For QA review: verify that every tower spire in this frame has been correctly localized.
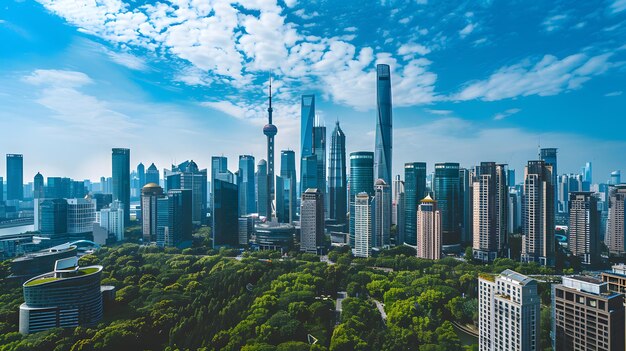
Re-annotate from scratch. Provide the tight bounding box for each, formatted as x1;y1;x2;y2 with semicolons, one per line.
268;73;273;124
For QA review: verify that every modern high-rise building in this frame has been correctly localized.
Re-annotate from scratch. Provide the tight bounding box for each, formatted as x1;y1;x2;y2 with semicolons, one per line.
66;198;96;236
553;276;625;351
212;179;239;248
349;152;374;246
433;162;461;249
583;162;592;184
601;264;626;294
472;162;509;263
33;172;44;199
279;150;296;223
522;160;555;266
416;195;441;260
609;170;621;185
328;121;347;226
145;163;159;185
111;148;130;226
479;270;540;351
540;148;558;214
137;162;145;189
141;183;164;243
38;199;68;237
6;154;23;201
256;159;269;218
300;154;318;194
507;169;516;187
404;162;427;246
300;188;324;254
459;167;474;245
568;192;600;266
372;179;391;248
300;94;315;192
354;192;371;258
312;123;326;203
166;160;208;226
97;200;124;242
374;64;392;186
237;155;256;216
156;189;192;247
605;184;626;254
263;81;277;220
392;175;405;244
19;257;104;334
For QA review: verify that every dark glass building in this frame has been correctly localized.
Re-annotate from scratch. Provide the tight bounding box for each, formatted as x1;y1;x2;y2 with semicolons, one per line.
212;179;239;248
145;163;159;185
6;154;24;201
433;162;461;248
313;124;326;203
156;189;192;247
256;159;269;218
349;152;374;246
166;160;208;226
329;121;347;226
300;94;315;193
34;172;44;199
374;64;392;186
137;163;145;189
111;148;130;226
39;199;68;237
403;162;426;246
301;155;318;192
279;150;296;223
540;148;558;214
238;155;256;216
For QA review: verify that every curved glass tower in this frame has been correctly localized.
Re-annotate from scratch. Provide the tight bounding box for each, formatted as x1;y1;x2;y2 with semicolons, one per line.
433;162;461;248
404;162;427;246
329;121;347;226
349;152;374;246
375;64;392;185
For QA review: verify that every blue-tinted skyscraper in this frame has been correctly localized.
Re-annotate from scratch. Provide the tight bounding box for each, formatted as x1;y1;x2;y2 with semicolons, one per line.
156;189;192;247
433;162;461;248
403;162;426;246
375;64;392;185
34;172;44;199
166;160;208;226
349;152;374;246
540;148;558;214
212;179;239;248
145;163;159;185
507;169;516;187
137;163;145;188
6;154;23;201
279;150;296;223
256;159;269;218
238;155;256;216
329;121;347;226
582;162;592;184
111;148;130;226
313;123;327;205
300;94;315;194
301;155;318;192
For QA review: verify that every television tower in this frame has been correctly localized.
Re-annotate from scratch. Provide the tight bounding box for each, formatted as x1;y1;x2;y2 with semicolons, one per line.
263;77;277;220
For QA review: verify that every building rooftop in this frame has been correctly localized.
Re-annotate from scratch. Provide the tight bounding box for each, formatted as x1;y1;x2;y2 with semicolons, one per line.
24;266;101;287
500;269;534;285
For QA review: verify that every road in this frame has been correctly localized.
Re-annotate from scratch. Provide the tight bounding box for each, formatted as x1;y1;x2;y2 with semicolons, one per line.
373;299;387;322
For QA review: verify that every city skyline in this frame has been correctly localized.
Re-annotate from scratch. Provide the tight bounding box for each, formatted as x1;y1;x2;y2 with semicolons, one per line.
1;1;626;182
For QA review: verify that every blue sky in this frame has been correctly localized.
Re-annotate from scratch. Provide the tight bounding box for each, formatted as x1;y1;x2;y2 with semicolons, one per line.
1;0;625;183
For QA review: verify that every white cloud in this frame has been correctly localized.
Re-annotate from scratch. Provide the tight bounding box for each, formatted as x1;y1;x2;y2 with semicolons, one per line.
493;108;521;120
23;69;92;88
543;14;568;32
105;49;148;71
459;23;475;38
610;0;626;13
397;42;431;56
605;90;623;97
425;109;453;115
455;52;614;101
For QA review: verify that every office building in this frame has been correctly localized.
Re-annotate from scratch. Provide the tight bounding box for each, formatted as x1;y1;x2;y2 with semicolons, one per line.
212;179;239;248
238;155;256;216
433;162;461;249
508;169;516;187
328;121;347;226
478;270;540;351
609;171;620;186
39;199;68;237
19;257;104;334
460;167;474;245
404;162;427;246
156;189;192;247
141;183;163;243
254;221;295;251
300;154;318;194
34;172;44;199
137;163;145;189
553;276;624;351
97;200;124;242
354;192;371;258
605;185;626;254
349;152;374;246
583;162;592;184
313;122;326;202
166;160;208;226
540;148;558;214
145;163;159;185
508;188;522;234
6;154;23;201
111;148;130;226
392;175;405;244
238;216;254;246
472;163;509;263
92;193;112;212
11;244;77;278
374;64;392;185
66;198;96;236
601;264;626;294
568;192;600;266
522;160;555;266
256;159;269;218
279;150;296;223
416;195;441;260
372;179;391;248
300;94;315;192
300;188;324;254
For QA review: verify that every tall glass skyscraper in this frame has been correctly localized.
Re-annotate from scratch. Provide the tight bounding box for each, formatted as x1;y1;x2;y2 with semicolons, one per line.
166;160;208;226
34;172;44;199
111;148;130;226
403;162;426;246
237;155;256;216
329;121;347;226
256;159;269;218
300;94;315;194
279;150;296;223
301;155;318;192
313;123;327;203
374;64;392;185
540;148;558;214
146;163;159;185
349;152;374;246
6;154;23;201
137;163;145;188
433;162;461;248
212;179;239;248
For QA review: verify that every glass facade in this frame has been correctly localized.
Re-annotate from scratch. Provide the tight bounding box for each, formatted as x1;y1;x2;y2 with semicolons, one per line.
156;189;192;247
349;152;374;246
212;179;239;248
145;163;159;185
313;125;326;201
329;121;347;225
256;160;269;218
39;199;68;237
7;154;24;201
374;64;392;185
403;162;426;246
279;151;296;223
238;155;256;216
433;162;461;247
111;148;130;226
166;161;208;226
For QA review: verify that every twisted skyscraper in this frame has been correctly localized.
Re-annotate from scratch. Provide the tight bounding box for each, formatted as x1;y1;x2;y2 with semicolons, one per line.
375;64;392;185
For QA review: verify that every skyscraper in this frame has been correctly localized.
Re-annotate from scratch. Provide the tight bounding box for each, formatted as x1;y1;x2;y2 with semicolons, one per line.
349;152;374;246
312;122;326;204
137;162;145;188
33;172;44;199
141;183;164;243
212;179;239;248
354;192;371;258
553;276;624;351
256;159;269;218
479;270;540;351
392;175;405;244
38;199;68;237
237;155;256;216
300;94;315;193
300;188;324;254
540;148;558;213
605;184;626;254
111;148;130;226
374;64;392;185
372;179;391;248
156;189;192;247
279;150;296;223
98;200;124;242
6;154;23;201
166;160;208;226
568;192;600;266
145;163;159;185
459;167;473;245
328;121;347;226
66;197;96;236
583;161;592;184
416;195;441;260
263;80;277;220
433;162;461;249
300;155;318;192
472;162;509;262
521;160;555;266
609;170;621;185
404;162;427;246
0;176;3;202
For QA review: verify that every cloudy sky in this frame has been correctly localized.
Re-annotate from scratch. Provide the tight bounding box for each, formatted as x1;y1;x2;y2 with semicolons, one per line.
1;0;625;184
